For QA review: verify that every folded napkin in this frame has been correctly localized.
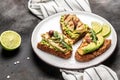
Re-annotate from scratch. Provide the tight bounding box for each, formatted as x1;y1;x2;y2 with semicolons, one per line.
28;0;91;19
60;65;118;80
28;0;118;80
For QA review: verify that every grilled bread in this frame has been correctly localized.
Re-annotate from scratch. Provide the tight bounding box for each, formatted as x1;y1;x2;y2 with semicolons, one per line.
37;14;112;61
75;29;111;62
60;14;89;44
37;30;73;59
75;39;111;62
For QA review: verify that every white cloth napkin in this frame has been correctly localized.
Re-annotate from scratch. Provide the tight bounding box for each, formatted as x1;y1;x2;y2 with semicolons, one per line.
28;0;91;19
60;65;118;80
28;0;118;80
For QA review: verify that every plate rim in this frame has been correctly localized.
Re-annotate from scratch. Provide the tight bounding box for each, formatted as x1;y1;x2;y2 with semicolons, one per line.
31;11;117;69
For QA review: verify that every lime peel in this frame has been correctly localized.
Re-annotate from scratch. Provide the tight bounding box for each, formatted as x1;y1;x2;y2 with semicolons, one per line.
91;21;111;38
101;23;111;37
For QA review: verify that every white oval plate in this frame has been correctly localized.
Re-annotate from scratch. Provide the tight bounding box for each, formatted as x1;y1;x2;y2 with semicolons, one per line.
31;11;117;69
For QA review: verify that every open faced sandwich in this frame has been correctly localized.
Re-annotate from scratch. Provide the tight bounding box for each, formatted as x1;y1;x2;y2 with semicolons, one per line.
37;30;73;59
37;14;112;61
60;14;89;44
75;29;111;62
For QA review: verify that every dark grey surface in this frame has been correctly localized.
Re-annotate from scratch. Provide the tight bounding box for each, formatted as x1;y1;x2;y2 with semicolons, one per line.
0;0;119;80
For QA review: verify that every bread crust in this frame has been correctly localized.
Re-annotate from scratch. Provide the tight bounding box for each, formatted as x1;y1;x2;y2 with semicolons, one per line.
75;39;111;62
37;43;72;59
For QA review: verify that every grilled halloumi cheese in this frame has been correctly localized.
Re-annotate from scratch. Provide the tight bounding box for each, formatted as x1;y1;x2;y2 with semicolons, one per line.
37;30;73;59
60;14;89;44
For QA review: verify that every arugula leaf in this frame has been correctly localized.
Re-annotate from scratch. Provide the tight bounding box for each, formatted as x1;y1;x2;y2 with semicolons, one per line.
53;31;72;50
61;41;72;50
90;29;97;43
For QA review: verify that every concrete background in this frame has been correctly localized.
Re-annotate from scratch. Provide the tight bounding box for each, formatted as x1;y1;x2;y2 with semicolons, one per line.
0;0;120;79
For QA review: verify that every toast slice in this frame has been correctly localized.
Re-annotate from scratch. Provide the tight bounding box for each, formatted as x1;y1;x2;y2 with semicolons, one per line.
75;29;111;62
60;14;89;44
37;30;73;59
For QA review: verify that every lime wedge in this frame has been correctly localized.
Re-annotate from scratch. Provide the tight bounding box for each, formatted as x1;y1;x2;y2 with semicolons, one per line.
0;30;21;50
101;23;111;37
91;21;102;34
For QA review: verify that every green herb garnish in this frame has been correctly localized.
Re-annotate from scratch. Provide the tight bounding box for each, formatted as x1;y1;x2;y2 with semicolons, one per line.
53;31;72;50
90;29;97;43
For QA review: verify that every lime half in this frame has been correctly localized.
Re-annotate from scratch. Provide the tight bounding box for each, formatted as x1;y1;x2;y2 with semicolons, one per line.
101;23;111;37
91;21;102;34
0;30;21;50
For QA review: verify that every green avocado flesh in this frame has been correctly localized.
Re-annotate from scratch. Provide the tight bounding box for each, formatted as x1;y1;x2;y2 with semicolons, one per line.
82;35;104;55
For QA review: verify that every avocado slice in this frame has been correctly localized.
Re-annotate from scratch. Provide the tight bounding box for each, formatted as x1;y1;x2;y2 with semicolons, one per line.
79;35;104;55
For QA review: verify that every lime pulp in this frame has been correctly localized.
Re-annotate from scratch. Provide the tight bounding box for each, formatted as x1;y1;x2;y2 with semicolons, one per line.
101;23;111;37
91;21;102;34
0;30;21;50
